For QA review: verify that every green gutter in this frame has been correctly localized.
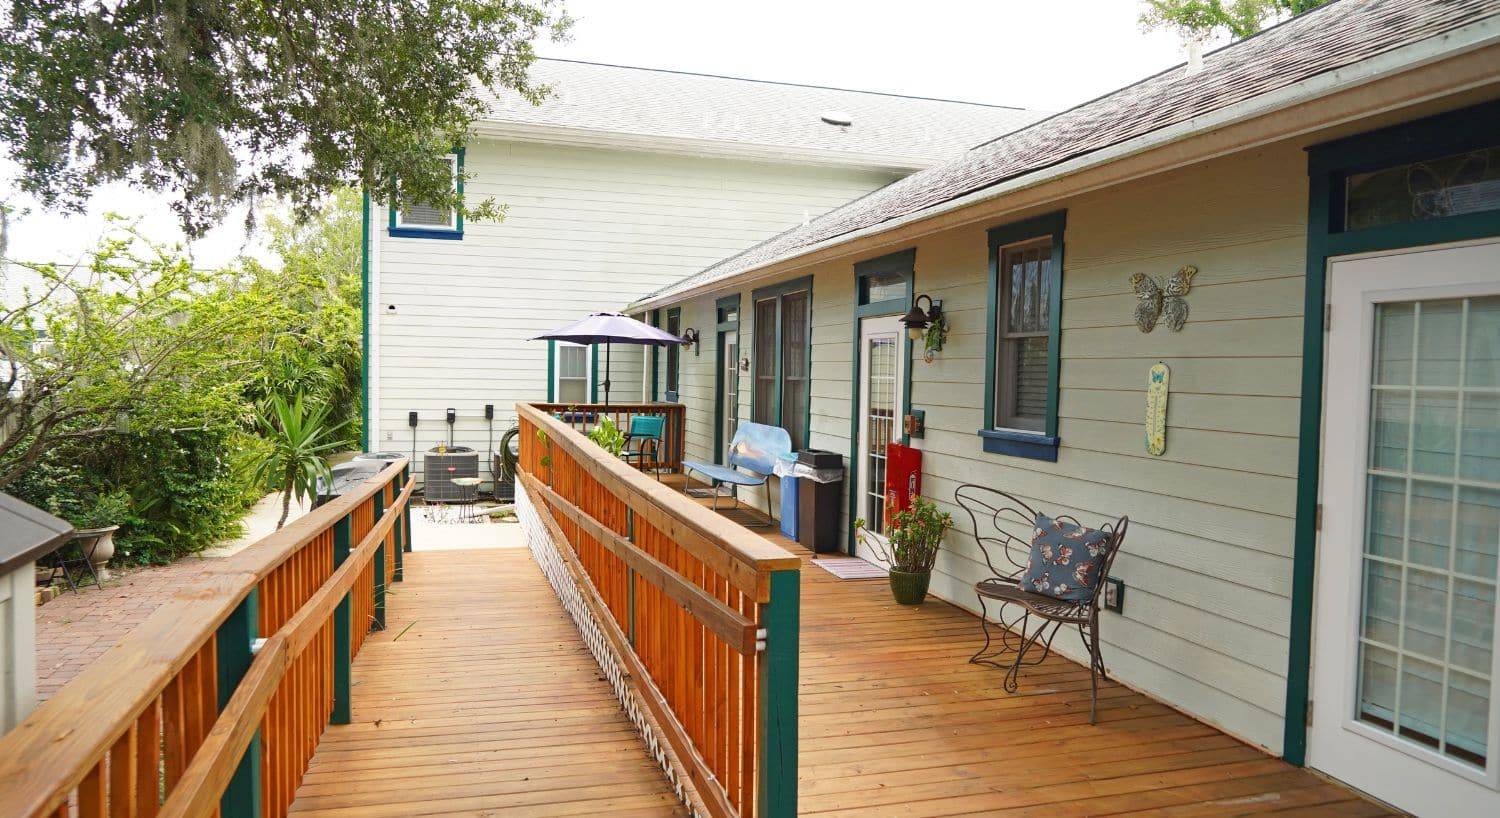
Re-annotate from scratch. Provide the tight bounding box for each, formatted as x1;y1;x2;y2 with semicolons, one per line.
360;190;371;451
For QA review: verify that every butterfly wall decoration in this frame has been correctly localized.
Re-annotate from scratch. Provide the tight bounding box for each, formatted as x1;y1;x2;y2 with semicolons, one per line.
1130;265;1197;333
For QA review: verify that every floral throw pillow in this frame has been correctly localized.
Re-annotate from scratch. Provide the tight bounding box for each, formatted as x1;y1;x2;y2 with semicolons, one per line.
1019;513;1112;602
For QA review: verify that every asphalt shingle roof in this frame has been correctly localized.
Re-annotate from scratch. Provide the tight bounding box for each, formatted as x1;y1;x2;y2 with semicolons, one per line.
639;0;1500;305
482;59;1046;165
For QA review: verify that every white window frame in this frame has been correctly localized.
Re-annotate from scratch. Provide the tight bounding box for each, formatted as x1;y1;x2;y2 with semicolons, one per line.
393;153;459;232
553;342;592;404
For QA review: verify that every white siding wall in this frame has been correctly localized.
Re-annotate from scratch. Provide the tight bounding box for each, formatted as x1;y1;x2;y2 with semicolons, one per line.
371;138;899;485
658;142;1308;753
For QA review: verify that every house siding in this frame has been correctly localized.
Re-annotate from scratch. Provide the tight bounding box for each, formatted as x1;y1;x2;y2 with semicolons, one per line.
657;141;1309;753
370;137;901;484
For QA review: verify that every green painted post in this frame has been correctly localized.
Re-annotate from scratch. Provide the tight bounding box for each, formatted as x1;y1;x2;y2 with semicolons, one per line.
371;494;386;631
403;465;414;553
757;569;799;818
391;476;404;583
331;514;353;725
216;589;261;818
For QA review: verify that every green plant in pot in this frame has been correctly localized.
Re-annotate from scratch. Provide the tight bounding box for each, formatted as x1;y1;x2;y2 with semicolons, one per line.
857;495;954;605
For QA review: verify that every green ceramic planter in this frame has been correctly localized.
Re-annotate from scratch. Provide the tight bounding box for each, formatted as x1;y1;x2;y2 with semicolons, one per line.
888;570;931;605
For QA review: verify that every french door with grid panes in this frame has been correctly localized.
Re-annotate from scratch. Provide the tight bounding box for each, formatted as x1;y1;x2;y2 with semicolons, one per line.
855;315;904;563
1310;239;1500;815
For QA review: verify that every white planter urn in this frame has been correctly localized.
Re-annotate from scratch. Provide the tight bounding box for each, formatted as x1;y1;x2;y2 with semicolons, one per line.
76;525;120;581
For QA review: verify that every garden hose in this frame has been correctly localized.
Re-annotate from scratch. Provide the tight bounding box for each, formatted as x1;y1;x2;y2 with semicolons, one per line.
498;426;521;485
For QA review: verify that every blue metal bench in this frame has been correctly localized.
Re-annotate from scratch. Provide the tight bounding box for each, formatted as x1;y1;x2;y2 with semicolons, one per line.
683;422;791;524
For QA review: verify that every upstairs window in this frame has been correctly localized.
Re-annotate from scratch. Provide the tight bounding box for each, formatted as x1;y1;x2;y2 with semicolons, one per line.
981;211;1065;461
390;151;463;239
553;342;590;403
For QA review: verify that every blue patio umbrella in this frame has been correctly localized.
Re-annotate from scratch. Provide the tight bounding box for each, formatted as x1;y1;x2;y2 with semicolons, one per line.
531;312;688;406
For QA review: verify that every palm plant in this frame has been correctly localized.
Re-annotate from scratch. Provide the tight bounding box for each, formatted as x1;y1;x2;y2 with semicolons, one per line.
251;394;349;528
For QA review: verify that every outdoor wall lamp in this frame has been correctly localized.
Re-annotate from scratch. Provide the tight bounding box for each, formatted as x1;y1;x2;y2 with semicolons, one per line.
900;294;943;342
681;327;700;355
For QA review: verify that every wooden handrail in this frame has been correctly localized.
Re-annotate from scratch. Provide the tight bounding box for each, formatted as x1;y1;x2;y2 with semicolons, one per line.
158;475;410;818
521;403;798;597
0;458;414;818
531;401;687;473
517;402;800;818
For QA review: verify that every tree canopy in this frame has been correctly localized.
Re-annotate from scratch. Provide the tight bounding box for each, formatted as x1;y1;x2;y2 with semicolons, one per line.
0;0;570;236
1139;0;1329;40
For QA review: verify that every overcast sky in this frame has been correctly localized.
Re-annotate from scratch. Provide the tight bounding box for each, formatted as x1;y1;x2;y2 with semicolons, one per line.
3;0;1188;271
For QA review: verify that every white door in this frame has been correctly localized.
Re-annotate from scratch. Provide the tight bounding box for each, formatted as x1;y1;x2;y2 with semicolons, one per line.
855;315;905;564
721;334;739;459
1310;239;1500;816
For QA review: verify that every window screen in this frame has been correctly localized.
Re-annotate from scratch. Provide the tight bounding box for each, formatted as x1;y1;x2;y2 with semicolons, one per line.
996;239;1052;432
556;344;588;403
780;291;810;447
753;299;777;425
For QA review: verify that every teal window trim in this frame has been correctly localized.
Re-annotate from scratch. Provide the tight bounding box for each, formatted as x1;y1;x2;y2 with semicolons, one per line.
1284;98;1500;767
749;276;814;448
981;210;1066;461
713;294;742;464
546;340;555;402
847;249;915;556
388;148;465;239
649;309;661;402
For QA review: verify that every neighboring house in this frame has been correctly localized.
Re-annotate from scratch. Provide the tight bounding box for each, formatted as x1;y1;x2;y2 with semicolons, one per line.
625;0;1500;815
360;59;1042;486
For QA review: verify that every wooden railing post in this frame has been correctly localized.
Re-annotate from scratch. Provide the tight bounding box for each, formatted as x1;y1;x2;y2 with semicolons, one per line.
215;588;262;818
758;569;800;818
371;493;386;631
332;514;353;725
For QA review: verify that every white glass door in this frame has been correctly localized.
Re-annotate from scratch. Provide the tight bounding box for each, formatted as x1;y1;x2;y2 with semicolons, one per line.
1311;239;1500;815
855;316;904;563
721;334;739;460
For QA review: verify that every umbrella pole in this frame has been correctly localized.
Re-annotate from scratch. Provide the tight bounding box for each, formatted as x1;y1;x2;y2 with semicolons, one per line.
604;341;611;407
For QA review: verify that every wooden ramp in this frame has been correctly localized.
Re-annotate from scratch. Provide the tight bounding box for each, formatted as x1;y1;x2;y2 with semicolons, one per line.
288;547;685;817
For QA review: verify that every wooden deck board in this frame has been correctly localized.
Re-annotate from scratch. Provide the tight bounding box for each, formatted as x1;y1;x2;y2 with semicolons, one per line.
288;547;686;817
289;475;1397;817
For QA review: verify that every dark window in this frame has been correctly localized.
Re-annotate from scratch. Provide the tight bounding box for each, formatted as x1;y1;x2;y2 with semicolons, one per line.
1345;146;1500;231
666;308;681;395
780;290;810;447
753;299;777;424
996;238;1052;432
860;270;907;305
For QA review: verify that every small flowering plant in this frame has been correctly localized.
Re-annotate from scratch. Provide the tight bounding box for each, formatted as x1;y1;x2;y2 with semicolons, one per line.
857;495;953;573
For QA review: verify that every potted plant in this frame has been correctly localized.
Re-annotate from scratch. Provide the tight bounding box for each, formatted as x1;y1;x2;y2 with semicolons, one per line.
69;489;131;580
857;495;954;605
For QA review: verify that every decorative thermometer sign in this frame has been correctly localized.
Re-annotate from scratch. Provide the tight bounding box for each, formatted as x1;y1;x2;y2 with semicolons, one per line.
1145;362;1170;456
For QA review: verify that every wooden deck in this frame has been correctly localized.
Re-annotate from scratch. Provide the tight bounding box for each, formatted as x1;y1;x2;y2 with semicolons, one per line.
287;481;1395;817
287;546;686;817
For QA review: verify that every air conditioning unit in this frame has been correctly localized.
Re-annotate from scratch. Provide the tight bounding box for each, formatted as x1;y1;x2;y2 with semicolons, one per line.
423;447;478;502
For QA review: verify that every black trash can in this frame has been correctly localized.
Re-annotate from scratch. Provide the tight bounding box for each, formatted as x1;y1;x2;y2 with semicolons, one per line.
796;449;845;554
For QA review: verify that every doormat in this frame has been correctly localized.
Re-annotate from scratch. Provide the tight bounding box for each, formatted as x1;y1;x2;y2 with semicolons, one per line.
812;559;889;580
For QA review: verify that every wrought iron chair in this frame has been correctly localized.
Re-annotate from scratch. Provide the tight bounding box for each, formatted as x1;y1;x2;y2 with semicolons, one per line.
955;484;1128;723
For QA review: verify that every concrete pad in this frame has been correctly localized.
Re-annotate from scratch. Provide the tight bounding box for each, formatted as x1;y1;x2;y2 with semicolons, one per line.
409;503;525;551
201;492;312;558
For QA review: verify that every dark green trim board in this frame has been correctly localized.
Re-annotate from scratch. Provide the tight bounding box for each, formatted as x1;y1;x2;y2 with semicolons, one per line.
360;190;371;451
847;249;916;556
650;309;661;402
1284;99;1500;766
749;276;814;448
757;569;799;817
546;340;555;402
590;344;599;403
331;514;353;725
216;589;261;818
388;147;465;239
981;210;1066;461
713;294;741;464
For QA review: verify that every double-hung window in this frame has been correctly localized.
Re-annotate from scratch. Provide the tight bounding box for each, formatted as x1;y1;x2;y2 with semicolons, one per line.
553;342;591;403
751;278;813;448
982;211;1065;461
389;150;464;239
